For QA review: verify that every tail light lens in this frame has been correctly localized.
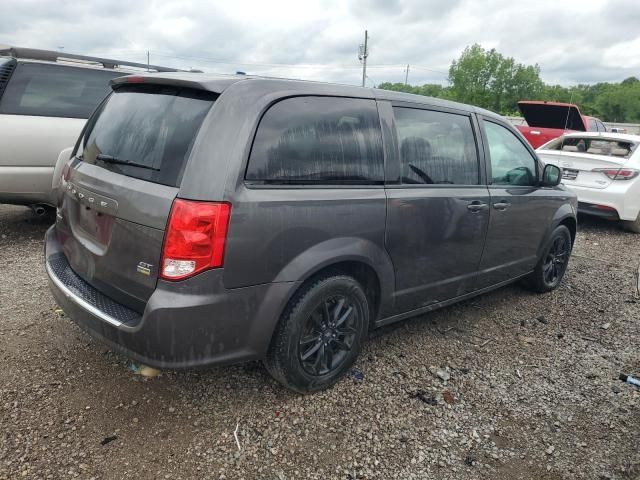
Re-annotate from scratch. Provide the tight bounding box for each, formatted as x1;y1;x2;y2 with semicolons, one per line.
592;168;640;180
160;199;231;281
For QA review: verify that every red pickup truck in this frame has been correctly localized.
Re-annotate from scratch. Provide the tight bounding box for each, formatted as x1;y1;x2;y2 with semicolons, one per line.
515;101;607;149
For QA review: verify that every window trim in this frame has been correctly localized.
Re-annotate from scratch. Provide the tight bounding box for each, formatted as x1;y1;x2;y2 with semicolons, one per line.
389;103;484;188
480;117;540;189
243;94;386;189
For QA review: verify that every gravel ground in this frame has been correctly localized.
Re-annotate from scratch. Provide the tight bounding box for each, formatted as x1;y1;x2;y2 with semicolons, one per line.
1;204;639;480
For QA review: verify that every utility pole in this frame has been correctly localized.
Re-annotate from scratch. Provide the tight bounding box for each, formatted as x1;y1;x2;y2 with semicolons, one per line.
404;64;410;85
358;30;369;87
146;50;150;72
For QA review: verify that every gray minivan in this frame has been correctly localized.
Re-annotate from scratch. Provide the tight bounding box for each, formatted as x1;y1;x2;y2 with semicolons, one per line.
45;73;576;392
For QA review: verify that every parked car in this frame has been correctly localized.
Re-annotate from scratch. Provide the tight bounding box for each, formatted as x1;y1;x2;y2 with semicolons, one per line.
0;45;180;213
516;100;606;149
537;132;640;232
45;74;576;392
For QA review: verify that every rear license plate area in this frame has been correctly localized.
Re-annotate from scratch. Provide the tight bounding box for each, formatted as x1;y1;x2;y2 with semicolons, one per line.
562;168;579;181
77;205;113;245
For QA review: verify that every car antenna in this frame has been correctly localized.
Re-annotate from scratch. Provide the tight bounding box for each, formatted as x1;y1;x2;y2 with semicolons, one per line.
560;91;574;151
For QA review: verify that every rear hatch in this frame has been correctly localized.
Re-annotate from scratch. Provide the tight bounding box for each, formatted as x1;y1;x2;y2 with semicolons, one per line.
517;101;586;131
537;136;636;189
56;82;217;312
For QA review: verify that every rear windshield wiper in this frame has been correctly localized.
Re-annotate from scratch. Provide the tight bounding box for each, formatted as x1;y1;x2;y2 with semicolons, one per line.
95;154;160;171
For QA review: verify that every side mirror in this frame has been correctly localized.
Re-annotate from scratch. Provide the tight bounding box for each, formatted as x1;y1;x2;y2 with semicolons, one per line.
541;164;562;187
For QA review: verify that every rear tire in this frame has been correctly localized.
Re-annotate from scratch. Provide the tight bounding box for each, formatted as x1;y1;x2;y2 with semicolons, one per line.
264;275;369;393
621;213;640;233
522;225;572;293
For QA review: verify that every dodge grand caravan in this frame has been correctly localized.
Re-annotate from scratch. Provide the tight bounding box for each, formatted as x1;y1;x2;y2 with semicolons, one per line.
45;73;577;392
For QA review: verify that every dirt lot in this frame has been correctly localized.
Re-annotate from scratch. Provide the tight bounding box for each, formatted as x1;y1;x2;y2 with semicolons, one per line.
1;204;639;480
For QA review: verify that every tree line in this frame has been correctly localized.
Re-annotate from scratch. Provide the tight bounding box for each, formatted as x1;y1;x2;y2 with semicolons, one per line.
378;44;640;123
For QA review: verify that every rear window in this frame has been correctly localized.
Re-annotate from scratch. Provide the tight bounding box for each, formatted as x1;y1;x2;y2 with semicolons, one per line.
246;96;384;185
541;137;636;159
0;62;121;118
77;85;216;187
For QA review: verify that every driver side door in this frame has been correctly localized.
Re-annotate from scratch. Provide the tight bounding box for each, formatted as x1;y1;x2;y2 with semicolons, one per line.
476;117;554;288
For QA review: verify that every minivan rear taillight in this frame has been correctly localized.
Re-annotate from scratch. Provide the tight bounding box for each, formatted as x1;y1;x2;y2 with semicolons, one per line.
160;199;231;281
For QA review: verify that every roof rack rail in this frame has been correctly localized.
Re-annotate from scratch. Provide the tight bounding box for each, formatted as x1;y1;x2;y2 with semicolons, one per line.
0;46;183;73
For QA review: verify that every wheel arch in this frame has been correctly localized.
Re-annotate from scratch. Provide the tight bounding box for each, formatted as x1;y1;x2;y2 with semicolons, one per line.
272;237;396;327
536;205;577;259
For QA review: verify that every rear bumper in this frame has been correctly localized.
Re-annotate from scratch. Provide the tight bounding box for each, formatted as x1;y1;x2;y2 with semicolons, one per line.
45;227;296;368
578;202;619;220
563;182;640;221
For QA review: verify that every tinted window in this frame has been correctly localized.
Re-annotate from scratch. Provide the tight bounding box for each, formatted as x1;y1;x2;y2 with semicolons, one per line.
0;62;122;118
394;108;479;185
484;121;537;186
77;85;216;187
246;97;384;184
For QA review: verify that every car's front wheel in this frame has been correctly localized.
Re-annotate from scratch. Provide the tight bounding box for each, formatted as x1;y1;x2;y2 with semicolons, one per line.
264;274;369;393
522;225;572;293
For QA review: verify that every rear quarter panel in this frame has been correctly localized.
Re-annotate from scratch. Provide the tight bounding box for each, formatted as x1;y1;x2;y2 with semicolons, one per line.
179;80;396;317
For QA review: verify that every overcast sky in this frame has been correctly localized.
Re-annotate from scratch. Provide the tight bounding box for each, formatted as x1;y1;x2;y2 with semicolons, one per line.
2;0;639;87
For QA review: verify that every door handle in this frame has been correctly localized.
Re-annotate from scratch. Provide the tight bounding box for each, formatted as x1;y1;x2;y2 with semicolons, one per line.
467;201;488;212
493;201;511;211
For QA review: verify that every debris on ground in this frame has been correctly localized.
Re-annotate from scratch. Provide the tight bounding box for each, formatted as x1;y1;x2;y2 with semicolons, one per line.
100;435;118;446
349;368;365;383
127;362;161;378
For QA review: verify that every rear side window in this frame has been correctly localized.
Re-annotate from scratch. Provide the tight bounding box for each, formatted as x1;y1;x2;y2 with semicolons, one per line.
77;85;216;187
246;96;384;185
394;107;479;185
0;62;121;118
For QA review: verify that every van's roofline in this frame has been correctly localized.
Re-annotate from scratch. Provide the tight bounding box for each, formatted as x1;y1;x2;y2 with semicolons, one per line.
110;72;501;118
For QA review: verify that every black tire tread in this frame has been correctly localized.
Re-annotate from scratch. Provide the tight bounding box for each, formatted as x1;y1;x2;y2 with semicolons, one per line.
621;214;640;233
264;274;367;393
522;225;572;293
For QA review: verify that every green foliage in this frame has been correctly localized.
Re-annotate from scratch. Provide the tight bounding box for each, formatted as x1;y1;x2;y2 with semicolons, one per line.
377;46;640;123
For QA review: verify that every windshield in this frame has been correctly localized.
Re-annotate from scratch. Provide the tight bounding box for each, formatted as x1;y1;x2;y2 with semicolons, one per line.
541;136;636;159
77;84;217;187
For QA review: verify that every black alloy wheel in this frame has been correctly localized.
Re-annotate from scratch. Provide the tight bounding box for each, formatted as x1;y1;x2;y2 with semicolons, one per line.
299;295;358;376
542;235;570;287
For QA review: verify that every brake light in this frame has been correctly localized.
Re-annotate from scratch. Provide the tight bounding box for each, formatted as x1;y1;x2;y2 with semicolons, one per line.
160;199;231;281
126;76;145;84
592;168;640;180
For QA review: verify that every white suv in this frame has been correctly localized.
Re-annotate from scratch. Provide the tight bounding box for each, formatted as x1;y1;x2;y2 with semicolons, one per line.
0;46;180;213
537;132;640;232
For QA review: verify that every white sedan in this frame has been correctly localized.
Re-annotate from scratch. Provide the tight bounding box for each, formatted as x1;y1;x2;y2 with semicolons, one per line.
537;132;640;233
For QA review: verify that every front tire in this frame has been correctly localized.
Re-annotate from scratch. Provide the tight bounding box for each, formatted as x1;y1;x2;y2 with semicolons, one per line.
522;225;572;293
264;275;369;393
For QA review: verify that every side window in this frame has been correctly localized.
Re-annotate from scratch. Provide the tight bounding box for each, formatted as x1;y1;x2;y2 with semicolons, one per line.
484;121;537;187
597;120;606;132
587;118;598;131
393;107;479;185
0;62;120;118
246;96;384;185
